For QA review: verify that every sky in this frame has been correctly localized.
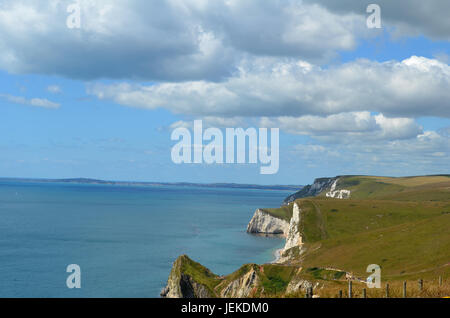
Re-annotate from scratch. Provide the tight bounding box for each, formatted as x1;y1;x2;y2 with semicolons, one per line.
0;0;449;185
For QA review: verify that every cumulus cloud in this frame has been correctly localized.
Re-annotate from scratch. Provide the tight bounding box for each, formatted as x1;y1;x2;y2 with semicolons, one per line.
0;0;365;80
167;117;248;133
47;85;62;94
0;0;448;83
0;0;233;81
292;129;450;176
0;94;60;109
261;112;423;142
195;1;364;60
306;0;450;40
88;56;450;119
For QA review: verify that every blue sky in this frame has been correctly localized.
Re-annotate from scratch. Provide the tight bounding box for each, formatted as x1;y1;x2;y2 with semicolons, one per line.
0;1;449;185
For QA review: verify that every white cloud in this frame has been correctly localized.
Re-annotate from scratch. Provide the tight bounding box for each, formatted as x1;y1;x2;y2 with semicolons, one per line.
291;129;450;176
196;1;365;61
89;56;450;119
307;0;450;40
0;94;60;109
0;0;364;80
0;0;447;83
47;85;62;94
167;117;248;132
260;112;422;142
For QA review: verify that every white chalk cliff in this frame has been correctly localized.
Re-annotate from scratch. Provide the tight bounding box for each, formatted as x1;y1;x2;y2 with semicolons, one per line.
283;203;303;252
220;267;259;298
247;203;304;263
246;209;289;235
325;179;351;199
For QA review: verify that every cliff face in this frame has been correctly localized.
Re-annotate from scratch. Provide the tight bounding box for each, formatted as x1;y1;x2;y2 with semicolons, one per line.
219;266;259;298
275;203;305;264
246;209;289;235
283;177;338;205
161;259;315;298
161;176;356;298
283;203;303;252
160;255;215;298
246;203;304;264
162;202;307;298
325;179;351;199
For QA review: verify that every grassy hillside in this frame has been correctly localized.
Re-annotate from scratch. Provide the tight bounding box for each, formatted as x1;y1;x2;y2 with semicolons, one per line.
167;175;450;298
284;175;450;283
170;256;304;297
299;213;450;279
331;175;450;200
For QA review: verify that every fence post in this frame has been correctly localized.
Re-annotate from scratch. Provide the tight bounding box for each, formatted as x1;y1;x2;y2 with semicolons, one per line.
403;281;407;298
339;290;343;298
418;279;423;292
309;287;313;298
362;288;367;298
439;276;442;287
348;280;353;298
385;283;389;298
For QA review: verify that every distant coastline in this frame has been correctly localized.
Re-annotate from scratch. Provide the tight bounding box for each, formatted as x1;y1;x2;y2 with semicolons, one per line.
0;177;303;192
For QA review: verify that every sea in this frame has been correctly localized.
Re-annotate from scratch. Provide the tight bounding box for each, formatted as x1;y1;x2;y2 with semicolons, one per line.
0;180;291;297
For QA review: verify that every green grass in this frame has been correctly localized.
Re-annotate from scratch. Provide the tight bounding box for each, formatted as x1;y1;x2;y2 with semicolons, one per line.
335;175;450;201
378;186;450;202
299;213;450;280
366;175;450;187
259;265;296;294
217;263;258;290
262;204;293;222
308;198;449;240
298;200;328;242
176;255;221;295
306;267;346;280
284;176;450;281
171;175;450;297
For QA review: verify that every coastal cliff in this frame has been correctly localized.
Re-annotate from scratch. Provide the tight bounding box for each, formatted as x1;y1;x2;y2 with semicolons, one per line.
161;258;315;298
161;176;352;298
246;209;289;235
161;175;450;298
160;255;216;298
283;177;338;205
219;265;260;297
161;204;307;298
276;203;305;263
246;204;304;263
282;203;303;252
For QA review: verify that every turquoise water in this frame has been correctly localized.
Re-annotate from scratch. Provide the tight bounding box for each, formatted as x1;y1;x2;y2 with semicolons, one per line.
0;180;289;297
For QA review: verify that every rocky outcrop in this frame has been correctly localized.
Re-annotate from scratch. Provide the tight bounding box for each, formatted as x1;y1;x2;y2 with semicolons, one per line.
246;209;289;235
283;203;303;252
162;175;361;298
163;274;212;298
220;267;259;298
246;204;304;263
283;176;352;204
283;177;338;205
274;203;305;263
160;255;215;298
286;277;314;294
325;179;351;199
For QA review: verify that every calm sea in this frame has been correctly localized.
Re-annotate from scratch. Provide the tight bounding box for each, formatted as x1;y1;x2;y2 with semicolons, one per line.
0;180;290;297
